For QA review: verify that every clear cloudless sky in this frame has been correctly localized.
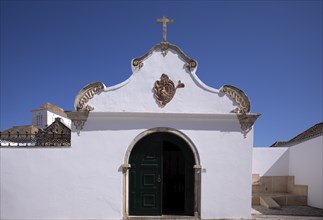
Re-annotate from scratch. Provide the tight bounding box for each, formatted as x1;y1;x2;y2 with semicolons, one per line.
0;0;322;147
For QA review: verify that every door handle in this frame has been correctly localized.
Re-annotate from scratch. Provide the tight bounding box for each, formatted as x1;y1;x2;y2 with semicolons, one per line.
157;174;161;183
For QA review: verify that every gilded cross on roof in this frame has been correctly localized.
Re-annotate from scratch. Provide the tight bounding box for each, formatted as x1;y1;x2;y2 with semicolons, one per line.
156;16;173;42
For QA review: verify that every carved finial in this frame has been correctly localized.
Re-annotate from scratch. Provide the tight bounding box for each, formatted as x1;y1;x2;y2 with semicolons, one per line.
156;16;173;42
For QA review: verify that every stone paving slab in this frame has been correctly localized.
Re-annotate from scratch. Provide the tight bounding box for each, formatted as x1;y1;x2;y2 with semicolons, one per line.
128;206;323;219
251;206;323;220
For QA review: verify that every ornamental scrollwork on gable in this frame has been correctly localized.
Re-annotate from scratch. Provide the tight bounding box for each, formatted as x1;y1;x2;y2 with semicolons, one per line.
74;82;105;112
221;85;251;114
221;85;260;137
153;74;185;107
132;42;197;72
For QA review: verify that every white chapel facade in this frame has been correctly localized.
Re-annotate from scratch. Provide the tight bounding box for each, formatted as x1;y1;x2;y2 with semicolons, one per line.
1;17;259;220
67;17;260;219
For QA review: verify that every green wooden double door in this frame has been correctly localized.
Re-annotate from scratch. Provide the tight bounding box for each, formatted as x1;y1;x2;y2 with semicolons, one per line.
129;132;195;216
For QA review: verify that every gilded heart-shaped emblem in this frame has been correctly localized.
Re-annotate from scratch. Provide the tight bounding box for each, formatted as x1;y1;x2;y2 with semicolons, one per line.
153;74;185;107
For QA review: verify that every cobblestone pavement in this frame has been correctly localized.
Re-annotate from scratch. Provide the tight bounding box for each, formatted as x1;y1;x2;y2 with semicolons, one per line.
251;206;323;220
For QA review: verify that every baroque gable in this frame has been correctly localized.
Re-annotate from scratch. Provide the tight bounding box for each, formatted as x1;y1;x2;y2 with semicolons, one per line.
73;42;252;114
70;16;259;135
70;42;259;136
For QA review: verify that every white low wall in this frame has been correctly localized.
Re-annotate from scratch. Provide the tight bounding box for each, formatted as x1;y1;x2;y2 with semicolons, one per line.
252;147;289;176
0;114;253;219
252;135;323;209
289;136;323;209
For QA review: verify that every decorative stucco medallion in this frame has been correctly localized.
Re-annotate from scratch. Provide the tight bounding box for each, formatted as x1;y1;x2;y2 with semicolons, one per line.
153;74;184;107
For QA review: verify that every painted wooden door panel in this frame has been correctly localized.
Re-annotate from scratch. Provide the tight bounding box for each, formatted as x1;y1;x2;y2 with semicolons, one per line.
129;135;162;215
129;132;194;216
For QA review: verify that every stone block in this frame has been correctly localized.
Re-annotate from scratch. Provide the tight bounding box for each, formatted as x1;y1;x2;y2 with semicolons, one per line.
286;195;307;206
292;185;308;196
287;176;294;193
272;195;287;206
252;185;263;193
252;174;260;184
272;176;288;193
260;176;273;193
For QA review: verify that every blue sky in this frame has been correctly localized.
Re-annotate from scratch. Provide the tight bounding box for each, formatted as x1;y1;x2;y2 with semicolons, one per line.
1;0;322;147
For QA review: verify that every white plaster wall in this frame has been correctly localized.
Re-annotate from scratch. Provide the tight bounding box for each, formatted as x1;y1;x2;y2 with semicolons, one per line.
289;136;323;209
192;128;253;219
0;114;253;220
1;131;127;220
252;147;289;176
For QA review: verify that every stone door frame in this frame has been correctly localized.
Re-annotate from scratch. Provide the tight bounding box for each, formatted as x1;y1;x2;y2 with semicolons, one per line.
122;127;201;219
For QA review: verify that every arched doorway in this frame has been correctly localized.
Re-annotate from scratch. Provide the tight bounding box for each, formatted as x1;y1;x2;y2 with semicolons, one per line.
125;129;200;217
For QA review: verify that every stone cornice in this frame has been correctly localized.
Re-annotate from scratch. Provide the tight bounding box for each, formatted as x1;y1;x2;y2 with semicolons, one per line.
66;111;260;136
87;112;246;120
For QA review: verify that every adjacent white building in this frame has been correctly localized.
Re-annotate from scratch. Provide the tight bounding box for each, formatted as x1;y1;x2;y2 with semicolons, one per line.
31;102;71;129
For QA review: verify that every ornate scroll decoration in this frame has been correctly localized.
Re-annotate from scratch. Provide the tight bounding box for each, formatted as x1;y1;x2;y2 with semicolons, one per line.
221;85;259;137
132;59;144;70
160;42;170;57
153;74;184;107
132;42;197;72
74;82;105;112
221;85;250;114
186;59;197;72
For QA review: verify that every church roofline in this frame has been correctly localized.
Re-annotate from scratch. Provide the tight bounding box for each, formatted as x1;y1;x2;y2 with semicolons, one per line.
132;42;197;72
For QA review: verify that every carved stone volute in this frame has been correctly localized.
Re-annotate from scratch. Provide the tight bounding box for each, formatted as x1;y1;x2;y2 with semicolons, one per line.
221;85;250;114
221;85;260;136
69;82;105;135
74;82;105;112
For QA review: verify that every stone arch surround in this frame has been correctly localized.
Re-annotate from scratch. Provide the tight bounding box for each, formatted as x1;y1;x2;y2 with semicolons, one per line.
122;127;202;219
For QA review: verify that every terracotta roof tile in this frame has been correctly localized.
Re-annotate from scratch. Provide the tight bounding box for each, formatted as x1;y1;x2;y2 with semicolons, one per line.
32;102;67;118
270;122;323;147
